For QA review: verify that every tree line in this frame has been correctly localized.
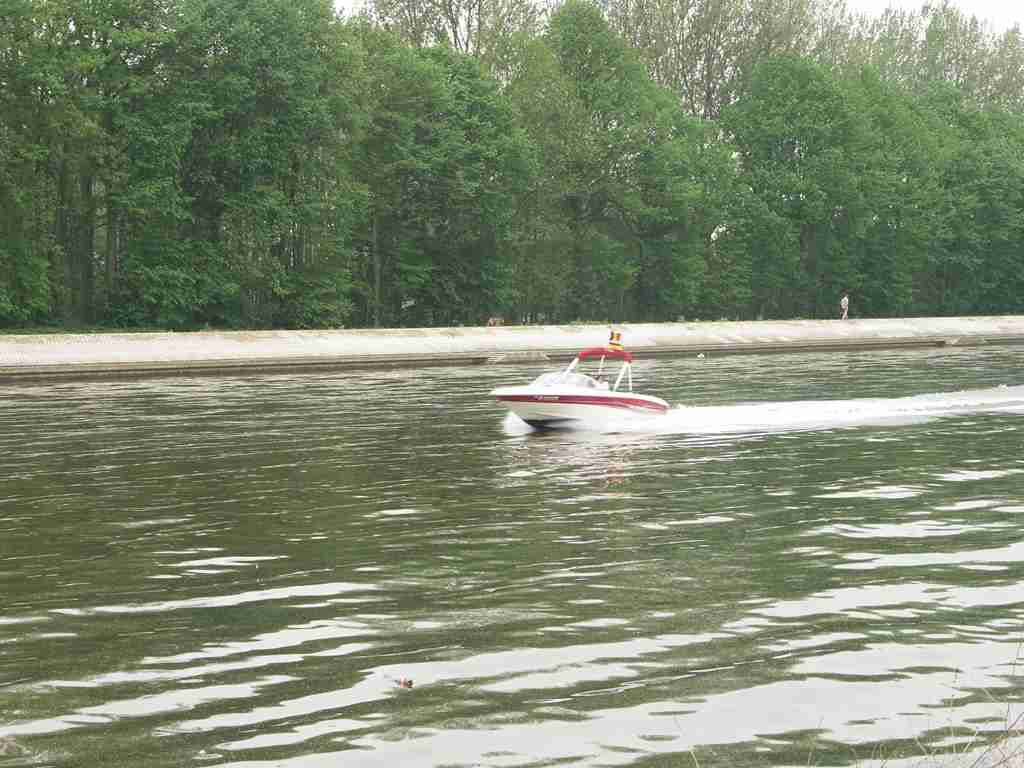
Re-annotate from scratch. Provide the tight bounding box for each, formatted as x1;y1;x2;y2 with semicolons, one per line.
2;0;1022;329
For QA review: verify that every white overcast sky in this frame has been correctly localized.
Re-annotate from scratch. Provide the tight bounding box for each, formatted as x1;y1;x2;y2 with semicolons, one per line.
844;0;1021;30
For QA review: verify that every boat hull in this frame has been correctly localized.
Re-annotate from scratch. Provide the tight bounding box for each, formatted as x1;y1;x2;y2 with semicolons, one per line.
492;387;669;429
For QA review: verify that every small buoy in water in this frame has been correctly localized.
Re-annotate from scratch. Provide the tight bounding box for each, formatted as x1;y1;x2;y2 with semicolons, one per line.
397;678;414;689
697;352;705;359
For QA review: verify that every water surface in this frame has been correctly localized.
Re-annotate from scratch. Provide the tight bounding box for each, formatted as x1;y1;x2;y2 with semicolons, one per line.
3;346;1024;767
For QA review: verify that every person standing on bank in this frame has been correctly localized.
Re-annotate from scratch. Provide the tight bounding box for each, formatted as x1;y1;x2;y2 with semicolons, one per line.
840;292;849;320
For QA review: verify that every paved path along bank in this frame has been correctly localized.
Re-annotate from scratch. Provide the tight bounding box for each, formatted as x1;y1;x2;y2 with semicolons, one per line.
2;316;1024;380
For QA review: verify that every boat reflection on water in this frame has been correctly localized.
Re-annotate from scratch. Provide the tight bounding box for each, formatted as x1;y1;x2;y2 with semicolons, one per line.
495;408;651;497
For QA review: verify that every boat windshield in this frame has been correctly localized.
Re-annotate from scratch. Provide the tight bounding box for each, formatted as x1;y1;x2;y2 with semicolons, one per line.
530;372;603;389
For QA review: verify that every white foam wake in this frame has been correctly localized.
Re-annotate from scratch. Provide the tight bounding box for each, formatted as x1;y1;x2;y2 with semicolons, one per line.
646;384;1024;436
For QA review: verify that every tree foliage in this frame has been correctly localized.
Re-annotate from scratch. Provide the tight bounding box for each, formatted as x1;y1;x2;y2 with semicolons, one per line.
2;0;1023;329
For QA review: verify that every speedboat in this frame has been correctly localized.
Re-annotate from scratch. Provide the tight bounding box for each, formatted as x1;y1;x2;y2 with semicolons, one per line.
491;346;670;429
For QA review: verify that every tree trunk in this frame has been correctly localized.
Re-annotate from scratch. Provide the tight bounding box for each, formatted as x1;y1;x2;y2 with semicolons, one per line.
372;212;381;328
57;156;73;323
105;204;118;308
78;168;95;324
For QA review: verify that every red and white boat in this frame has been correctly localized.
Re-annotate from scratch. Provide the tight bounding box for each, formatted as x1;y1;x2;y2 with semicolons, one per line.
491;345;670;429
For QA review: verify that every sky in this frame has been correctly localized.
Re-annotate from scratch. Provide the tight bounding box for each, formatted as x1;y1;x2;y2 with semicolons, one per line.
845;0;1022;31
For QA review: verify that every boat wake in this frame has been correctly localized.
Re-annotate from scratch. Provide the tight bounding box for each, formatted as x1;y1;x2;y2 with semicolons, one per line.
503;385;1024;437
649;384;1024;436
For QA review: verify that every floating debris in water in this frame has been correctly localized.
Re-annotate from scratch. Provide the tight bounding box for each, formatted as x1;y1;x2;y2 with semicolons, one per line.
0;737;28;757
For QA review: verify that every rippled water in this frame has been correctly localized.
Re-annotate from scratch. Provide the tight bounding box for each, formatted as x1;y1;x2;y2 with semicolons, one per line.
3;346;1024;767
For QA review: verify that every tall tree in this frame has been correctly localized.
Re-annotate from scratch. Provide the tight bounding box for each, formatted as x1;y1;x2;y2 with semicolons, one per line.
155;0;363;328
847;67;944;317
348;23;531;326
0;0;60;324
606;0;822;119
368;0;544;69
724;56;871;318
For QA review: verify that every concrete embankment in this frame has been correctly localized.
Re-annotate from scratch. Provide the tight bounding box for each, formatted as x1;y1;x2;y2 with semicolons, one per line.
2;316;1024;381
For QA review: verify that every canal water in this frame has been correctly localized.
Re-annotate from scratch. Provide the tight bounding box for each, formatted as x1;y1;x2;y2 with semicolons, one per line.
2;346;1024;767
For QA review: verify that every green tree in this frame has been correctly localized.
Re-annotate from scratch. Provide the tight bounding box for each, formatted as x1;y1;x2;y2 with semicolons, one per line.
0;0;60;325
349;24;531;326
541;0;732;321
502;36;579;323
724;56;872;318
846;68;948;317
145;0;363;328
913;86;1024;315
